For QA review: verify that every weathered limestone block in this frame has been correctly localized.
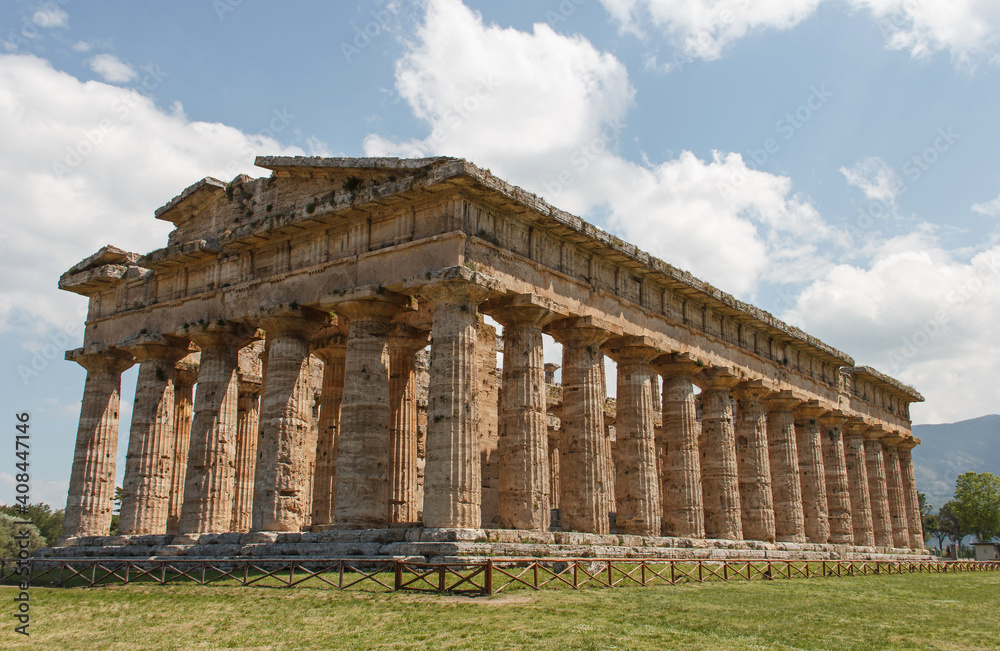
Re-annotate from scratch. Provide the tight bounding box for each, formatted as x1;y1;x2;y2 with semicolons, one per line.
654;354;705;539
476;322;501;529
422;276;493;529
119;338;190;536
863;426;893;547
697;368;743;541
819;411;854;545
734;380;776;543
310;324;347;526
547;317;614;534
881;432;910;549
166;356;197;535
63;347;135;538
843;418;875;547
764;392;805;543
389;326;429;523
794;401;830;544
604;337;662;537
231;381;261;532
897;437;924;550
179;324;256;534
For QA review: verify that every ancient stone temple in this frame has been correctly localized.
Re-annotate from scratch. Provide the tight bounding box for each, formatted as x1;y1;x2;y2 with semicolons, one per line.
54;156;928;560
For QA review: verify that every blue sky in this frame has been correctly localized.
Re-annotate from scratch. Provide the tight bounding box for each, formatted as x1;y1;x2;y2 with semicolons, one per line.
1;0;999;507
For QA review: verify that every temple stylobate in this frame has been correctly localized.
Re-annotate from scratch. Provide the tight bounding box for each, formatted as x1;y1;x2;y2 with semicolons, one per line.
56;156;927;557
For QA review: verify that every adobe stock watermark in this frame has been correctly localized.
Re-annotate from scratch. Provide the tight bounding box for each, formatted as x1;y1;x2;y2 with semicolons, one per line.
213;0;245;21
341;2;399;63
425;74;501;149
2;0;73;51
217;106;298;181
546;0;587;28
542;116;627;201
17;318;86;386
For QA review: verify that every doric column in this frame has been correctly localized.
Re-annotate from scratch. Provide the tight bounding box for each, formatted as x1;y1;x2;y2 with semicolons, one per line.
764;391;805;543
166;357;197;535
654;354;704;539
696;367;743;541
843;418;875;547
231;380;261;532
334;296;406;528
734;380;775;543
794;401;830;544
422;275;493;529
483;294;559;532
897;437;924;550
547;427;560;511
604;337;662;537
62;347;135;538
179;324;256;534
547;316;614;534
310;322;347;526
389;326;430;524
863;426;893;547
819;411;854;545
118;337;189;536
881;432;910;549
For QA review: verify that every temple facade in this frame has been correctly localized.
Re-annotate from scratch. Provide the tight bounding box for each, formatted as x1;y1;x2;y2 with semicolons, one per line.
57;156;926;552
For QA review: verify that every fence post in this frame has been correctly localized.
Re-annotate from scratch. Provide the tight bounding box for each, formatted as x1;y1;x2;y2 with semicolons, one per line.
394;560;403;591
485;560;493;596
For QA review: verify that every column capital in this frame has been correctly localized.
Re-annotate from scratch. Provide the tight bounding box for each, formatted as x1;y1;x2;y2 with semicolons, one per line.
413;266;497;307
897;436;919;453
842;417;871;437
794;399;828;423
257;304;330;339
389;325;431;353
819;410;849;428
481;293;564;328
763;390;803;412
696;366;742;391
119;334;191;364
862;424;887;441
881;431;905;446
733;379;771;401
652;352;702;378
183;321;258;350
546;315;617;347
175;354;200;386
602;335;661;364
66;346;135;375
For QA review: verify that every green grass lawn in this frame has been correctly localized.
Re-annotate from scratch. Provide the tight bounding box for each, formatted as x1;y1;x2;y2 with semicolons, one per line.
1;571;997;650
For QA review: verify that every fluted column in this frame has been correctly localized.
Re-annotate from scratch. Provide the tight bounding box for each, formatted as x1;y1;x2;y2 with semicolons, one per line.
882;432;909;549
484;295;559;531
389;327;430;523
864;426;893;547
179;324;255;534
119;338;189;536
794;401;829;544
843;418;875;547
819;411;853;545
897;437;924;550
734;380;775;543
166;359;197;535
231;381;261;532
604;337;662;537
697;368;743;541
62;348;135;538
547;428;560;511
547;317;614;534
764;391;805;543
654;354;704;539
310;323;347;526
422;278;493;529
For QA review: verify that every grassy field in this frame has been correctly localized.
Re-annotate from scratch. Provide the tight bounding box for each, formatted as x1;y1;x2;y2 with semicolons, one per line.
1;571;997;649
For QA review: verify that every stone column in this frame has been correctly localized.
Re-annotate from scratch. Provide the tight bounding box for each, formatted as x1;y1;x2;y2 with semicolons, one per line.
231;381;261;532
843;418;875;547
794;401;830;544
819;411;853;545
310;323;347;526
484;295;559;532
389;327;429;524
654;354;704;539
166;358;197;535
118;337;189;536
697;368;743;541
882;432;910;549
422;277;493;529
547;427;560;511
547;317;614;534
604;337;662;537
179;324;255;534
864;426;893;548
764;391;805;543
897;437;924;550
62;347;135;538
734;380;776;543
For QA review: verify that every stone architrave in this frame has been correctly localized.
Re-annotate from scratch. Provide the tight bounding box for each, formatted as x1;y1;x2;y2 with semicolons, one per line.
843;418;875;547
547;316;615;534
654;354;705;539
231;380;261;532
697;367;743;541
118;337;190;536
421;272;493;529
62;347;135;538
483;294;560;532
166;357;197;535
179;324;256;534
863;426;893;548
819;411;854;545
881;432;910;549
764;391;805;543
310;322;348;526
604;337;662;537
897;437;925;550
794;401;830;544
734;380;776;543
389;326;430;523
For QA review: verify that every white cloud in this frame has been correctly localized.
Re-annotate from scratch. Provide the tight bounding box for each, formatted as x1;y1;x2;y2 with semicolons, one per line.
841;156;903;205
88;53;137;84
972;193;1000;216
72;41;92;53
32;8;69;29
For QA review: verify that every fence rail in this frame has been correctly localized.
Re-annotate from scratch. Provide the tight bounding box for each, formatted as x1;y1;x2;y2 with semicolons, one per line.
2;558;996;595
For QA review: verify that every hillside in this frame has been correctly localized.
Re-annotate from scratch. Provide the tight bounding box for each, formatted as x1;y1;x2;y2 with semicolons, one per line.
912;414;1000;511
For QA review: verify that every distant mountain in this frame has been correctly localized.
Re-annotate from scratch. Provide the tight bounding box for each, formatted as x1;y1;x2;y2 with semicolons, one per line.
912;414;1000;512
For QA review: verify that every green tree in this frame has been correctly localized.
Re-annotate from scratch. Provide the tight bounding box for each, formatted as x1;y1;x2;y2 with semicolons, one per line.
0;503;64;545
923;513;942;548
939;502;966;548
0;513;46;558
951;472;1000;543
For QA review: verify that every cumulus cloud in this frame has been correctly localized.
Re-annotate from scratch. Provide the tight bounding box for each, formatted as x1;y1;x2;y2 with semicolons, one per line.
88;53;137;83
841;156;903;205
972;193;1000;216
